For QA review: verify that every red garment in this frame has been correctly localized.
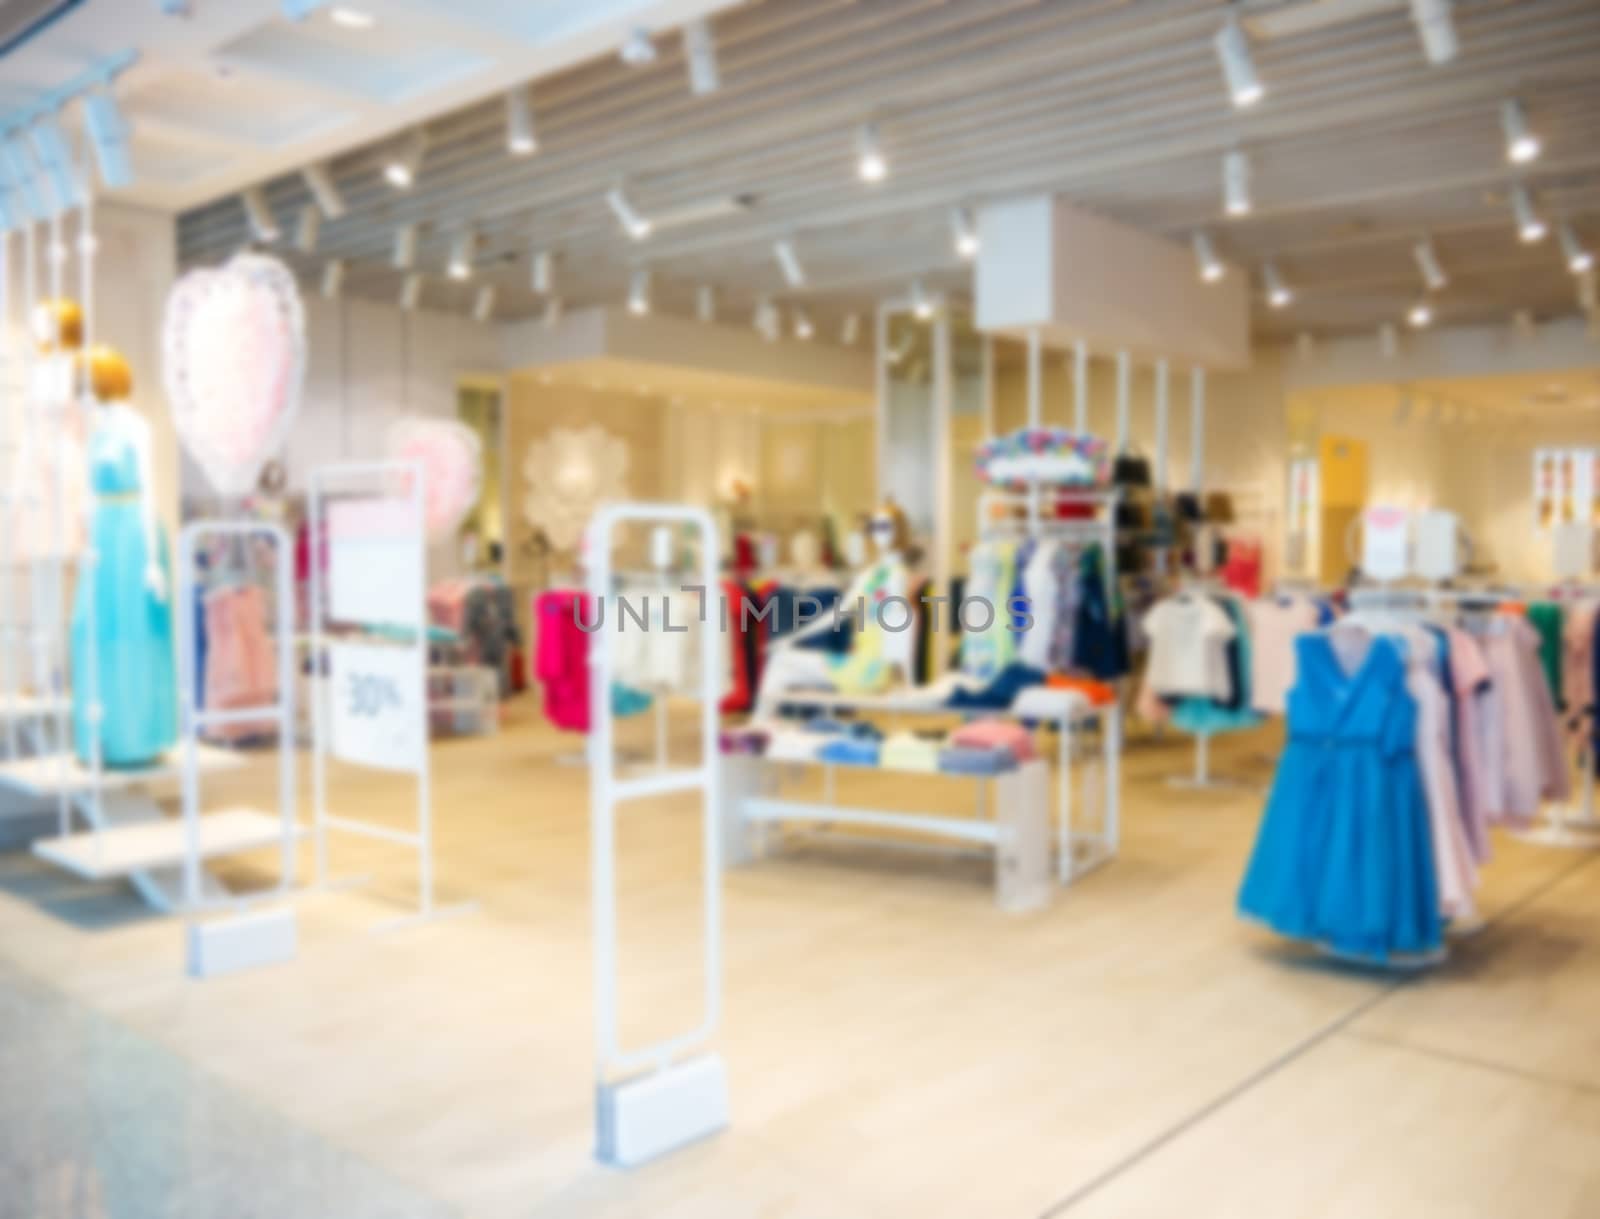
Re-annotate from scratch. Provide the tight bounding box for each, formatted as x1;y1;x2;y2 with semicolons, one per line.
1222;538;1263;599
720;579;753;713
534;590;593;732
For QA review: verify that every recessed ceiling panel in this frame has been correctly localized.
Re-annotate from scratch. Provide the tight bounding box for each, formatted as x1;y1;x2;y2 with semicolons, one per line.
218;21;489;103
122;66;355;148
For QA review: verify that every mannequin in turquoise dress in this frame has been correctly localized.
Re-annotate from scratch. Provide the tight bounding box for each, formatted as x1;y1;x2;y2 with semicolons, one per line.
70;347;177;767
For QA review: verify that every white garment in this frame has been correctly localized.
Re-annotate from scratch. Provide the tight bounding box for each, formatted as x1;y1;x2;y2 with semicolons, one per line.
610;590;728;696
1412;510;1461;581
1016;541;1060;671
1142;595;1236;701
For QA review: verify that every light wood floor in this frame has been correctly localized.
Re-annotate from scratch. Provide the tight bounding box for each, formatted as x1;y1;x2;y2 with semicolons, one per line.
1;702;1597;1218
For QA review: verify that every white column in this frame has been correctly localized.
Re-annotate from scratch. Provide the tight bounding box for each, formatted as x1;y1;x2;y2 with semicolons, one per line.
1190;366;1207;492
1115;350;1131;453
1153;358;1170;493
932;315;953;678
1073;339;1088;434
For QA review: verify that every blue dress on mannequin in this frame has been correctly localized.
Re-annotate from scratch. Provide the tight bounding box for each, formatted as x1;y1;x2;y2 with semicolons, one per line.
70;418;177;768
1237;631;1441;963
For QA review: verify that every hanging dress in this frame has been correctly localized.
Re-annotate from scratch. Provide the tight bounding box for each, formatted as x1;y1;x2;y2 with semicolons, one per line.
1237;632;1442;963
70;422;177;767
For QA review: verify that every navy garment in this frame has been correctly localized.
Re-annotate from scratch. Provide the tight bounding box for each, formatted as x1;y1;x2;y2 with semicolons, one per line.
1071;547;1130;680
1217;596;1247;711
790;588;851;654
947;662;1046;710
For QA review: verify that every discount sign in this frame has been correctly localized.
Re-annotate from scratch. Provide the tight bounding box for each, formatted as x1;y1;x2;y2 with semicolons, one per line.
329;641;423;772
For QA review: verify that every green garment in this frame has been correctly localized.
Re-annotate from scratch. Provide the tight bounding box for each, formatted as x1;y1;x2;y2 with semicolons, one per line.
1527;601;1564;709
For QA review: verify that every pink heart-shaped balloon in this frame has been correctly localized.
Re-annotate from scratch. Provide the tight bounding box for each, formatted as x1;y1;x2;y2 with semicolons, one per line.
387;417;483;541
163;253;305;495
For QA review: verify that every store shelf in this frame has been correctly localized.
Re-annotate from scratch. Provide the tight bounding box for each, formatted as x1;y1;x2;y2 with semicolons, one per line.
32;808;302;881
0;693;68;721
0;744;246;797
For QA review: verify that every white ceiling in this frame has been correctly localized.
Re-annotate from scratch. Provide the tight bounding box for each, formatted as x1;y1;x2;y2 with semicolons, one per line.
0;0;739;210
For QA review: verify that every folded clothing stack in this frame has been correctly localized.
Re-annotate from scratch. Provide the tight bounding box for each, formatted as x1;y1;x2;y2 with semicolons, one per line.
818;736;882;766
880;731;942;772
937;745;1019;775
948;718;1037;761
766;730;826;762
719;728;770;756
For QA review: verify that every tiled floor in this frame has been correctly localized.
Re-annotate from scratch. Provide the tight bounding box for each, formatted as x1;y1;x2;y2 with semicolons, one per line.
1;706;1598;1217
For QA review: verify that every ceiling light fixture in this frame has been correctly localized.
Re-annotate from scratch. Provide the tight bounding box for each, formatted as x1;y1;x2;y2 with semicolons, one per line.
620;27;657;66
400;273;423;311
1192;231;1225;282
950;206;979;259
774;238;806;288
1213;13;1264;109
505;87;537;156
1558;223;1593;274
295;204;320;253
794;309;814;341
696;283;716;322
605;186;653;240
531;248;554;294
856;122;887;183
29;113;79;210
1413;235;1447;291
329;6;376;30
1262;262;1292;308
1511;184;1546;243
384;130;426;190
472;285;496;323
1223;150;1251;217
911;279;934;320
447;229;476;280
321;259;344;299
684;19;719;95
1;136;47;221
393;223;418;270
82;86;132;189
1407;299;1433;328
1500;98;1540;164
628;268;652;315
1409;0;1457;65
241;186;279;242
302;162;345;218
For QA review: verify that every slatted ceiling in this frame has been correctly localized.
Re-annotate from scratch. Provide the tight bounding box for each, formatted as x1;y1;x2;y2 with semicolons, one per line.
177;0;1600;340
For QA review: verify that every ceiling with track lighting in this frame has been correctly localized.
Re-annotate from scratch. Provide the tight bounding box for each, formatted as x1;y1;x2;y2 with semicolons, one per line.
9;0;1600;346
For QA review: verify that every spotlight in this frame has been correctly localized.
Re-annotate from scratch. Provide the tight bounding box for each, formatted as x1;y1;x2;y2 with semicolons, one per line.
1410;0;1457;65
1223;150;1251;217
505;87;537;156
384;130;426;189
1500;99;1540;164
774;238;806;288
295;204;320;253
856;122;887;183
794;309;814;340
628;268;651;315
911;279;934;320
1558;223;1593;274
620;27;657;66
696;283;716;322
1511;184;1546;243
447;229;476;281
400;273;423;311
241;186;279;242
1407;299;1433;328
321;259;344;299
1213;13;1264;109
0;136;46;220
392;223;419;270
531;248;555;294
472;285;496;323
1413;236;1447;291
329;6;376;29
83;86;132;189
28;114;79;209
302;162;345;218
684;20;719;96
950;206;979;259
605;186;653;240
1193;231;1224;282
1262;262;1292;308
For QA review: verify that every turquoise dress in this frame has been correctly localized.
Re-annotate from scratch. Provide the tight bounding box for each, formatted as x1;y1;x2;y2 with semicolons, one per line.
1237;633;1441;963
70;422;177;767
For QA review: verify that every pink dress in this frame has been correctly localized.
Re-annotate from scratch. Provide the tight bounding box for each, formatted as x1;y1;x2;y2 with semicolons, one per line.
1481;619;1571;823
534;590;592;732
1444;627;1493;865
203;585;278;740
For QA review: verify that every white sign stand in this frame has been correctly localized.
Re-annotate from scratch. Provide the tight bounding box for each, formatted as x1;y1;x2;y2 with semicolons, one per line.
589;503;727;1168
309;460;456;924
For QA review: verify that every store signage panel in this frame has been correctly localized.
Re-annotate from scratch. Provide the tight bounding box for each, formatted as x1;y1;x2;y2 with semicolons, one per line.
328;641;423;773
327;496;422;629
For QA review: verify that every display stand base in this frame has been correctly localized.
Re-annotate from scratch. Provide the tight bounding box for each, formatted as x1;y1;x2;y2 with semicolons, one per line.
596;1054;729;1169
187;906;298;979
1514;820;1600;850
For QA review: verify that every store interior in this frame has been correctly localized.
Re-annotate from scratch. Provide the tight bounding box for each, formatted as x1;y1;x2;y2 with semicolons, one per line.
2;1;1600;1216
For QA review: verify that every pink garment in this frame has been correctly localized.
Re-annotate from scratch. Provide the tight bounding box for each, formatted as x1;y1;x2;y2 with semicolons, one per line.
204;585;277;741
948;718;1036;761
534;590;592;733
1247;598;1319;715
428;580;470;633
1403;653;1477;921
1444;627;1493;865
1481;619;1570;824
1562;601;1598;740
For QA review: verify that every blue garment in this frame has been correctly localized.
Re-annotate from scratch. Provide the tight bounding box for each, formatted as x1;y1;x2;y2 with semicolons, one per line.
612;683;653;717
947;662;1045;710
1237;634;1441;962
71;424;177;768
1070;546;1129;680
938;745;1017;775
818;737;880;766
